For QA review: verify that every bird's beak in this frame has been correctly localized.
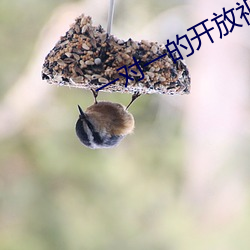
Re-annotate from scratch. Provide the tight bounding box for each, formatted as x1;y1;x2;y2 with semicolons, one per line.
77;105;86;119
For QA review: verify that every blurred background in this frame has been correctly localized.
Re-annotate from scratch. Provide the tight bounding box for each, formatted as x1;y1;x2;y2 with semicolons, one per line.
1;0;250;249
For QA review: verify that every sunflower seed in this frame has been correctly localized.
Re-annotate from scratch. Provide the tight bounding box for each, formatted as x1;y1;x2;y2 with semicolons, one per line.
63;58;75;64
151;45;158;54
82;43;90;50
57;59;67;66
147;72;154;78
59;40;69;47
118;39;125;45
75;24;80;34
85;74;91;80
149;67;155;72
141;40;150;47
98;77;109;84
116;55;123;62
72;53;80;60
81;25;88;34
100;33;107;43
132;41;138;50
72;76;84;83
85;60;94;65
74;66;83;75
92;74;101;79
65;52;72;58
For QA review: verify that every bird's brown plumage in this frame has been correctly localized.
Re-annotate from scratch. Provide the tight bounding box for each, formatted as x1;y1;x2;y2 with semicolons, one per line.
85;101;134;135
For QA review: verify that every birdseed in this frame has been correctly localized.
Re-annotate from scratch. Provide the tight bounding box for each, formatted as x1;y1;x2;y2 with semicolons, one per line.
42;14;191;95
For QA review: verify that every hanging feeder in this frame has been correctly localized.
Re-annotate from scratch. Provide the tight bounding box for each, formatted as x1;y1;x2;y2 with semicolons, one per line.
42;12;190;95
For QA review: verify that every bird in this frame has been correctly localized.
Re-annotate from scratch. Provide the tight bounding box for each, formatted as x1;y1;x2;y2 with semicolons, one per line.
75;89;140;149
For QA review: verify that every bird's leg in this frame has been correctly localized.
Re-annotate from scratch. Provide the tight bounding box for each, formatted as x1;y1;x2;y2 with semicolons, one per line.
126;91;141;110
91;89;99;104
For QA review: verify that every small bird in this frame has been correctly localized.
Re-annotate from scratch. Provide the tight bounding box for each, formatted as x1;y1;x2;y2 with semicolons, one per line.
75;90;140;149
